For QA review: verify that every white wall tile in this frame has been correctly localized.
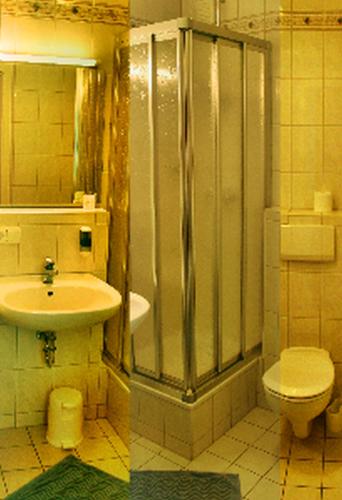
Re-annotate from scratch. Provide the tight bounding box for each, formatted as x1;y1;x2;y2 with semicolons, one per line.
17;328;45;368
0;370;16;414
16;368;52;413
19;225;57;274
0;326;16;369
57;225;94;272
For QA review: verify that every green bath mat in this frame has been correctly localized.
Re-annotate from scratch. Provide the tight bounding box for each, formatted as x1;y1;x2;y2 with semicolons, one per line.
130;470;241;499
6;455;129;500
7;456;241;500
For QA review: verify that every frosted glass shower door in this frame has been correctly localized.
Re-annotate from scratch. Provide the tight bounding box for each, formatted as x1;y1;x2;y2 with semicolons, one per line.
244;47;265;352
192;34;216;379
130;42;156;375
218;39;243;367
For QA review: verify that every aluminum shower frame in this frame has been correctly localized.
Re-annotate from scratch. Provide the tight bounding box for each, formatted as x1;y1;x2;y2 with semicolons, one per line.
130;18;272;403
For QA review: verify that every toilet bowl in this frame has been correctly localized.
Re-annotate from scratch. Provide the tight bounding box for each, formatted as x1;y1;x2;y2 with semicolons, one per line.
263;347;335;438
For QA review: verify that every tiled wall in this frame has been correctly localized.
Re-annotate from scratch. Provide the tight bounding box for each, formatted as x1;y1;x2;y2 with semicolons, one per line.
274;3;342;211
131;359;259;460
281;211;342;396
131;0;215;25
107;368;130;447
0;208;110;428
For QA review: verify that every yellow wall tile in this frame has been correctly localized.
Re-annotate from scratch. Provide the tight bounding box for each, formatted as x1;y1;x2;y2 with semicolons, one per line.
324;32;342;78
289;318;320;347
292;127;323;173
325;80;342;125
322;274;342;319
292;32;323;79
289;272;321;318
292;80;323;125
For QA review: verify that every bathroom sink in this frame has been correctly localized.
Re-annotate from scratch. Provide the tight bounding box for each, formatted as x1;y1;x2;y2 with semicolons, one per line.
0;274;121;331
130;292;150;332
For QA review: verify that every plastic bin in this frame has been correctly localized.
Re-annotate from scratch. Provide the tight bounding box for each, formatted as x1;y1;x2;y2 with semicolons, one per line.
47;387;83;449
326;397;342;434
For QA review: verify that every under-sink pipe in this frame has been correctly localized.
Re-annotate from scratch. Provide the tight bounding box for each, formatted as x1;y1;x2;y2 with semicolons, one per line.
36;331;57;367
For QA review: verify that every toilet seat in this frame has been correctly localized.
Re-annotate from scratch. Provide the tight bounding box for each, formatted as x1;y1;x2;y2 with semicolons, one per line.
263;347;334;399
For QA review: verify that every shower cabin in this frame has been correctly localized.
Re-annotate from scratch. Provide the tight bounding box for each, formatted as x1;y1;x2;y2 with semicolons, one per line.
130;18;271;454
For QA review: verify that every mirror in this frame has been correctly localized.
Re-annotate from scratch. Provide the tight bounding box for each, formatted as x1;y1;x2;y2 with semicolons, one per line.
0;61;105;206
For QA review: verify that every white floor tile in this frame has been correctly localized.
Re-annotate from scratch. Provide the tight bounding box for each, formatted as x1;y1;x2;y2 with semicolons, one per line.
246;477;282;500
206;435;248;463
243;407;279;430
226;464;261;498
186;451;230;473
225;420;266;445
252;431;280;456
140;455;183;471
131;441;156;470
234;447;278;476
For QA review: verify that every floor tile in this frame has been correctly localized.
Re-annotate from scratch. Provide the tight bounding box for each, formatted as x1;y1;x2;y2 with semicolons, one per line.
323;488;342;499
325;438;342;461
130;432;140;443
253;431;280;456
134;436;163;455
0;445;40;471
159;448;190;468
246;477;281;500
291;436;324;460
131;442;156;470
323;462;342;488
283;486;321;500
286;459;323;488
140;455;184;471
269;416;293;437
0;427;31;448
83;420;106;439
280;435;292;458
225;420;266;445
108;433;129;457
264;458;287;485
243;407;279;430
234;447;277;476
90;457;129;481
206;435;248;463
311;416;325;438
35;443;73;467
3;468;42;495
0;478;7;498
225;464;261;498
186;450;230;473
27;425;48;445
76;437;118;462
96;419;117;436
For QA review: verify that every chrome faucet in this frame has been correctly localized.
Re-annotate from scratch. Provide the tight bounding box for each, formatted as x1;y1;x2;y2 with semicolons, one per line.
43;257;58;284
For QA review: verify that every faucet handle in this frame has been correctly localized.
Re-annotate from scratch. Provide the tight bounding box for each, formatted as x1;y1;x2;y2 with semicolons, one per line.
44;257;55;270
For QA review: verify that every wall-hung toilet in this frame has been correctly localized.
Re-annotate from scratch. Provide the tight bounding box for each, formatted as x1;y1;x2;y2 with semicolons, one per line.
263;347;335;439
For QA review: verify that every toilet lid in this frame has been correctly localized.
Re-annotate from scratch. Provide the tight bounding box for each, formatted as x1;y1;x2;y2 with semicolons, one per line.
263;347;335;398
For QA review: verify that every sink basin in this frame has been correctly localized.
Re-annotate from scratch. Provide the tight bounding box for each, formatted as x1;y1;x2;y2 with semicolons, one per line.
0;274;121;331
130;292;150;332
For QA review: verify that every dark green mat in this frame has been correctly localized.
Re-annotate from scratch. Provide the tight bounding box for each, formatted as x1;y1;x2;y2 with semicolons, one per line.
7;455;241;499
6;455;129;500
130;470;241;499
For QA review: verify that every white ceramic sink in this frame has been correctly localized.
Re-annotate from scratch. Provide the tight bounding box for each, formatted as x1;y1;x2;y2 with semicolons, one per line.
130;292;150;332
0;274;121;331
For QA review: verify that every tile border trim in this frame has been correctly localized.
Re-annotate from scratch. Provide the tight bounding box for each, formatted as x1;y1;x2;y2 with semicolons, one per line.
2;0;128;26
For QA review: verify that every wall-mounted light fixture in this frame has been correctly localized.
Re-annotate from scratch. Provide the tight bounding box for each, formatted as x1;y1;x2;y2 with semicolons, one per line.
0;53;97;67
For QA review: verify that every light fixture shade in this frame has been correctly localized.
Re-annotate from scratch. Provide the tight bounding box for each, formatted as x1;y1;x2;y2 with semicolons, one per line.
0;52;97;67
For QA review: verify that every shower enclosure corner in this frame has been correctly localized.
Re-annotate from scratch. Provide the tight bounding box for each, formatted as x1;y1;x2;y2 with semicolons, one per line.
130;18;271;402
